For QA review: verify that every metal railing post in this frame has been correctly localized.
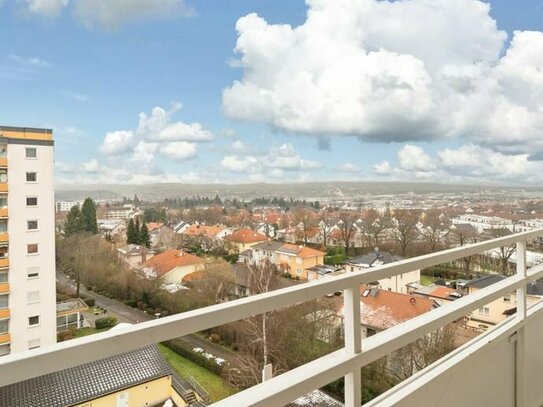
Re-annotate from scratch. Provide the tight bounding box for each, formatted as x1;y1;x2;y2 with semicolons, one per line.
344;284;362;406
515;240;527;407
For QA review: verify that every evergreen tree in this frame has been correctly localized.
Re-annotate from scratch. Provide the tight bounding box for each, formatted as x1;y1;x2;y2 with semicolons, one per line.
127;218;137;244
81;198;98;234
64;206;83;236
135;217;141;240
140;222;151;248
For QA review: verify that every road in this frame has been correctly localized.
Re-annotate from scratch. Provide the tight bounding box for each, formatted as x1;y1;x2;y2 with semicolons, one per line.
56;270;238;363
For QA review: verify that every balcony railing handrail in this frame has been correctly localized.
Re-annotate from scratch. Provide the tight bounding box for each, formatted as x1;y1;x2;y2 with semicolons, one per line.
1;229;542;404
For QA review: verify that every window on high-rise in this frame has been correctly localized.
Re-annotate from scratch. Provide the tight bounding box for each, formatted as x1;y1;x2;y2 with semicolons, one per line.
26;172;37;182
25;148;37;158
0;294;8;308
0;319;8;333
26;197;38;206
27;220;38;230
27;244;38;254
28;316;39;326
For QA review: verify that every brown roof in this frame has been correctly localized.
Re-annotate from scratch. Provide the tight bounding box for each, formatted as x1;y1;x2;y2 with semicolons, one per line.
429;286;457;300
280;243;326;258
183;224;225;238
358;286;436;331
225;228;268;244
146;222;164;232
142;249;204;276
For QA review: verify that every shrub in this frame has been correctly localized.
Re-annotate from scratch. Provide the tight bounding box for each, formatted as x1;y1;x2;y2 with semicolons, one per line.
124;299;137;307
57;329;75;342
161;339;223;376
209;333;221;343
95;316;117;329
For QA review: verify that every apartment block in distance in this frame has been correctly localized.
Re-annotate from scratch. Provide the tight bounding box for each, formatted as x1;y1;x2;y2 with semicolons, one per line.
0;126;56;356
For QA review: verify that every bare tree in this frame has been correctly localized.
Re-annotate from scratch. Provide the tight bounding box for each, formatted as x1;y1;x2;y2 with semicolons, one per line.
293;206;317;244
364;209;385;249
487;228;516;275
420;210;444;253
338;211;358;254
392;210;420;257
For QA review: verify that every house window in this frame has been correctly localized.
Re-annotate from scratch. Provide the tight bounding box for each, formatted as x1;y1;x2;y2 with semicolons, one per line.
28;339;40;350
27;267;39;279
0;319;8;333
27;291;39;304
25;148;37;158
27;244;38;254
26;172;37;182
478;307;490;316
0;344;9;356
27;220;38;231
503;295;511;303
28;315;40;326
296;269;302;275
0;294;7;309
26;197;38;206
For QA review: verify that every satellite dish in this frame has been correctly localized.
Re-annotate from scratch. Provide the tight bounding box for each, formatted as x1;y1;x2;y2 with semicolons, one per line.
0;174;7;183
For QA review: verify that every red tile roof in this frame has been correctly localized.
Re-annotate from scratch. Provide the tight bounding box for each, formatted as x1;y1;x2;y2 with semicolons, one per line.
358;286;435;330
225;228;268;244
142;249;204;276
183;224;225;238
146;222;164;232
280;243;326;258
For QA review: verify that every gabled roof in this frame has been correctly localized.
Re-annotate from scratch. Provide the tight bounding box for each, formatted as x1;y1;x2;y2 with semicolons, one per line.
225;228;268;244
357;286;436;331
143;249;204;276
249;240;284;252
117;244;153;256
0;346;172;407
277;243;326;258
145;222;164;232
346;251;403;267
450;223;477;236
465;274;505;289
286;389;344;406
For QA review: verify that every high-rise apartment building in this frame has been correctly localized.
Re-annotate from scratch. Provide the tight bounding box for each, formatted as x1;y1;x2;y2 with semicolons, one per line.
0;126;56;356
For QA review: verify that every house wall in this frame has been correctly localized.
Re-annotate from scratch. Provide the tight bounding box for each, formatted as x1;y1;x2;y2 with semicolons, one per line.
72;376;184;407
163;263;205;284
123;253;155;269
466;288;542;330
349;265;420;294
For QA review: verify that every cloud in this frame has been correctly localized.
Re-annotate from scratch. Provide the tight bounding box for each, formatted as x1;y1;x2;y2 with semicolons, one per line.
221;142;321;176
339;163;360;173
80;158;99;173
100;130;134;155
8;54;50;68
18;0;194;28
222;0;543;159
397;145;435;172
373;143;540;183
19;0;69;18
231;140;247;152
158;141;197;161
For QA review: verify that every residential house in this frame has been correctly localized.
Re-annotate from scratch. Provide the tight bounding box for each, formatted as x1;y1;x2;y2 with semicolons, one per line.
117;244;155;269
0;342;206;406
240;241;326;280
230;262;303;298
344;250;420;294
224;228;268;254
56;298;88;333
464;274;543;331
446;223;478;246
97;219;126;242
306;265;344;281
140;249;205;285
147;223;175;248
105;204;141;220
410;285;463;305
172;220;191;235
356;286;436;338
181;224;232;251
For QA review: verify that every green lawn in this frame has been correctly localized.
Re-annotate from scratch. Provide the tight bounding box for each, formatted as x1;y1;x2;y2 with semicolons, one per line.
158;344;238;403
420;275;438;286
73;327;111;337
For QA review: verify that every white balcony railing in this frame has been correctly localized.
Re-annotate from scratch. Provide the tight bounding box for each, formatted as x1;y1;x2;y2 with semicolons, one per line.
2;230;543;406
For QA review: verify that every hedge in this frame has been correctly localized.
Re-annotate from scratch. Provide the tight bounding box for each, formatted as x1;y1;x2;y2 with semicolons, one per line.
161;339;223;376
95;316;117;329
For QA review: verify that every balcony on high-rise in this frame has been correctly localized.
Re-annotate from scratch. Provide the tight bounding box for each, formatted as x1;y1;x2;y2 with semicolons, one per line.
1;230;543;406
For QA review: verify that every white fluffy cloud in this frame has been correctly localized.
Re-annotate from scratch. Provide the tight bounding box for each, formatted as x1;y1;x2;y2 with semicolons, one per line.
223;0;543;160
99;103;212;165
374;143;540;183
221;142;321;176
19;0;193;28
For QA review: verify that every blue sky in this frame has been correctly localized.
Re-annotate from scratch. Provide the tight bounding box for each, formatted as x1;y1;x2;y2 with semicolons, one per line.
1;0;543;185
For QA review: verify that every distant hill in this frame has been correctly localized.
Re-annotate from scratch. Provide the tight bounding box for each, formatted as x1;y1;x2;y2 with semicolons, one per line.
54;181;539;202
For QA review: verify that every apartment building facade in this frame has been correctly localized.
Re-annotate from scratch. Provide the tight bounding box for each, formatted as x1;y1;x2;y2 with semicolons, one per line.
0;126;56;356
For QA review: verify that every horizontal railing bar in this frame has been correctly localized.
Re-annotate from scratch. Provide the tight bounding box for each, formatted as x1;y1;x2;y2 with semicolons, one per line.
212;269;536;406
1;230;542;388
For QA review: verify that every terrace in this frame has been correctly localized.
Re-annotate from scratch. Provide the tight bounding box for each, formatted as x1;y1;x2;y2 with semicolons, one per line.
2;230;543;406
